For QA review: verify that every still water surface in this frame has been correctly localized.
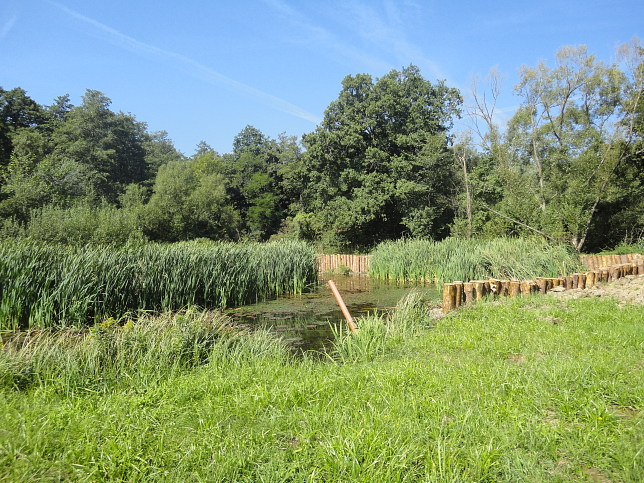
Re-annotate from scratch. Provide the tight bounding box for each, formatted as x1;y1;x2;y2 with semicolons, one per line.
226;275;439;352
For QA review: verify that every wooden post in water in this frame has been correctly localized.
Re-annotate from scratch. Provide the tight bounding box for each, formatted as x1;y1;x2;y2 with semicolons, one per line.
327;280;358;333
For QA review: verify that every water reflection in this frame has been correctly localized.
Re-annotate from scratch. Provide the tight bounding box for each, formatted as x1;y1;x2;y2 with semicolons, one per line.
226;275;438;352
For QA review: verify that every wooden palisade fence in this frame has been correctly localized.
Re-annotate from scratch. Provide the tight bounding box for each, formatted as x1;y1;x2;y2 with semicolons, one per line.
442;258;644;314
318;253;641;275
317;254;370;274
580;253;643;269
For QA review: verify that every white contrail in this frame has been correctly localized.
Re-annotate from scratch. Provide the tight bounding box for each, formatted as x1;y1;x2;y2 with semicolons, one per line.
46;1;322;124
0;14;18;39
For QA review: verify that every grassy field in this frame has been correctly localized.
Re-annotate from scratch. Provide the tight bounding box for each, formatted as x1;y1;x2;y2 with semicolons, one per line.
0;293;642;481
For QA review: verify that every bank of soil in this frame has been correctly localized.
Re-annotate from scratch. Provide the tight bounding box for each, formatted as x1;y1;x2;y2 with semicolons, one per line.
547;274;644;305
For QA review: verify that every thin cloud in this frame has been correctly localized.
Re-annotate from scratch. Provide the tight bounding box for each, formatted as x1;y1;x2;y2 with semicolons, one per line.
46;1;321;125
260;0;393;73
0;14;18;39
341;1;448;82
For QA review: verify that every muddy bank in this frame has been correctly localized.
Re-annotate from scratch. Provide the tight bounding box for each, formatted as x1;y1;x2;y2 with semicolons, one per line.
547;274;644;305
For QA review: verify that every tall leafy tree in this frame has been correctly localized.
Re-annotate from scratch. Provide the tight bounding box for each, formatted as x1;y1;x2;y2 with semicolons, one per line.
508;44;641;250
464;41;643;251
143;130;184;181
48;89;148;201
225;126;298;240
143;154;239;242
0;87;46;167
297;65;462;250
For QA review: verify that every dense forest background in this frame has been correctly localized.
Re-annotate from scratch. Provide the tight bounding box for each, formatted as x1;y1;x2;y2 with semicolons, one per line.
1;42;642;252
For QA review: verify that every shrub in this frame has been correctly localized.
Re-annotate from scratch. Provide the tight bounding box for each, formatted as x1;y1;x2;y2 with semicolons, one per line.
23;201;146;246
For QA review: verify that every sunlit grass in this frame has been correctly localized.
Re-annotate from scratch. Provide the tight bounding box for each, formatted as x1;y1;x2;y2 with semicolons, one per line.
1;294;640;481
0;309;288;394
369;237;583;285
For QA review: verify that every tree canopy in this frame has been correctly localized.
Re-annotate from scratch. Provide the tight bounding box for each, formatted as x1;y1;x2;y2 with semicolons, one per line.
459;40;643;252
0;44;641;252
296;65;462;250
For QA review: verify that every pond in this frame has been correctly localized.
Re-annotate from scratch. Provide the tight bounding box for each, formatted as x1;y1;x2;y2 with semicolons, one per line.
226;275;439;353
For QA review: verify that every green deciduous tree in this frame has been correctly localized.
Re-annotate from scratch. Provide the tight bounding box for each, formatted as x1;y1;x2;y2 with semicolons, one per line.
465;41;643;251
143;130;184;181
225;126;300;241
296;65;462;251
143;155;239;242
47;89;148;201
0;87;46;167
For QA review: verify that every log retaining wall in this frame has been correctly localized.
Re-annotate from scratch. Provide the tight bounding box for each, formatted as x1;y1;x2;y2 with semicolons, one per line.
580;253;643;270
442;259;644;313
317;253;642;275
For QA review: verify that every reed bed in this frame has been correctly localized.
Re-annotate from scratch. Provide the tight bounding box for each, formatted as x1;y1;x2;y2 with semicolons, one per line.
369;238;582;285
0;240;316;330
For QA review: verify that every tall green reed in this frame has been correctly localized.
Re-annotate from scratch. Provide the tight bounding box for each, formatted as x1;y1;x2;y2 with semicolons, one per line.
0;240;317;330
369;238;582;285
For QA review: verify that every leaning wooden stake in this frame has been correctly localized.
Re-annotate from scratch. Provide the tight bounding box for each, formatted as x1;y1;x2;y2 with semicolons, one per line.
327;280;358;333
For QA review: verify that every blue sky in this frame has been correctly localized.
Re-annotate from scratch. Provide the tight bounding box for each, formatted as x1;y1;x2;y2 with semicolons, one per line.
1;0;642;155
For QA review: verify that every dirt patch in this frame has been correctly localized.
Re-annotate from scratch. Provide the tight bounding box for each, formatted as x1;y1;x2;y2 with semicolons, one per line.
543;409;560;426
547;275;644;305
507;353;526;364
609;405;639;418
582;467;613;483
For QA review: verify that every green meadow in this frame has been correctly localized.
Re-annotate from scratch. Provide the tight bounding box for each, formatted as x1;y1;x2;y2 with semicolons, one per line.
1;293;641;481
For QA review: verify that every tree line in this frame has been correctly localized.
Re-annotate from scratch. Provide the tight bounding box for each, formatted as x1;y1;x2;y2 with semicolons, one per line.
0;41;641;252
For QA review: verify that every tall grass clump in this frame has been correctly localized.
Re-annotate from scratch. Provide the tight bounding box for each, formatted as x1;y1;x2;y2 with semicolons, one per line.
370;237;582;285
331;290;432;362
0;309;288;393
0;239;316;330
